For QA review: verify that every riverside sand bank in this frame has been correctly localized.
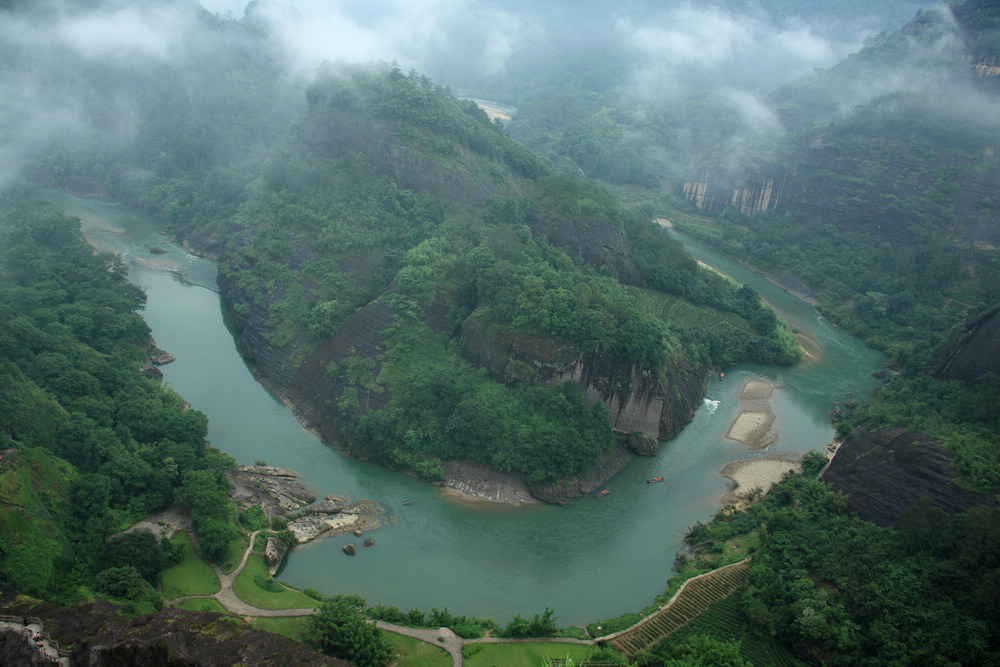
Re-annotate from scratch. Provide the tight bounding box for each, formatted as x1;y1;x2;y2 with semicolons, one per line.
721;455;802;506
721;378;802;506
725;379;777;449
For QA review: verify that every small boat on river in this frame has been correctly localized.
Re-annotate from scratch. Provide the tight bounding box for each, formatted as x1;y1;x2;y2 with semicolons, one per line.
647;476;664;484
594;488;610;499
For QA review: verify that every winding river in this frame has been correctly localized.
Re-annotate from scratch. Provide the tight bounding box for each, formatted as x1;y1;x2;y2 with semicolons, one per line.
47;190;885;627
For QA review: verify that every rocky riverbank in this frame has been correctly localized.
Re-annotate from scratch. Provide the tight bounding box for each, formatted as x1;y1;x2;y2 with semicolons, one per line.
226;465;388;571
442;460;539;504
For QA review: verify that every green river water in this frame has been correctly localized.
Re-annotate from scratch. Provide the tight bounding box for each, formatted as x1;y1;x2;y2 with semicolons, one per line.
48;190;885;627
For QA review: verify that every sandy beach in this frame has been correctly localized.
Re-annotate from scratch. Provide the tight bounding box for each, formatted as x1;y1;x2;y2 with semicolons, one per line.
725;379;777;449
721;455;802;506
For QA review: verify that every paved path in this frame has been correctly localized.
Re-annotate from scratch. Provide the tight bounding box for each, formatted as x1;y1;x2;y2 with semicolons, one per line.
0;617;70;665
172;530;604;667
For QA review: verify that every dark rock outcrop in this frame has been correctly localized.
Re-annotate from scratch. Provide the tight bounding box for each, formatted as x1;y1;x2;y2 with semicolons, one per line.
925;303;1000;386
823;425;994;526
529;212;643;285
342;543;356;556
0;594;346;666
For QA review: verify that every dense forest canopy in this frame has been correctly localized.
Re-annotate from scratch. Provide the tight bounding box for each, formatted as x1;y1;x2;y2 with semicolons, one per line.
0;194;236;608
0;1;998;665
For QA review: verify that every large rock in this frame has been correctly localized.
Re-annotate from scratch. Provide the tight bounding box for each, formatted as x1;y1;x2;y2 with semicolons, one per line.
234;466;317;511
442;460;537;504
264;537;288;576
925;303;1000;387
823;425;994;526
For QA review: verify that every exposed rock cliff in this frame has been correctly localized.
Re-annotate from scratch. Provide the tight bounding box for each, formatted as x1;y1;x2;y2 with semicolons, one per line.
682;169;786;217
925;303;1000;386
529;211;643;285
823;425;993;526
459;314;708;442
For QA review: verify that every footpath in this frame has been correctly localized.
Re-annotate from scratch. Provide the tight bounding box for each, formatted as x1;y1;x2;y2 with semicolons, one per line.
0;614;70;665
3;527;734;666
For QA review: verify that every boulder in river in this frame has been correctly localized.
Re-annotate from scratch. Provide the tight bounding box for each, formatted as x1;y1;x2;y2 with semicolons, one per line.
363;538;374;547
342;544;356;556
150;246;167;255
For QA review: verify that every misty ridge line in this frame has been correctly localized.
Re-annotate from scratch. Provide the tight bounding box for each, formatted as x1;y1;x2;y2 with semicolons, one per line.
0;0;954;191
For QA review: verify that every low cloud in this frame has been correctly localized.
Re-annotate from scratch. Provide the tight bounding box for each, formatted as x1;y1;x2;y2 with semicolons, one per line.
619;3;865;102
246;0;525;79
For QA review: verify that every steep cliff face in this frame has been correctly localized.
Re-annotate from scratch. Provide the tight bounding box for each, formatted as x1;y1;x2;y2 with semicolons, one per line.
682;170;786;217
925;303;1000;386
681;5;1000;250
459;314;708;443
284;302;395;447
823;425;993;526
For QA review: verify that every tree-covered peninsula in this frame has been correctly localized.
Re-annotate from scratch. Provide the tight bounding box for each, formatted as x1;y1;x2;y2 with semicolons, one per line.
50;56;799;501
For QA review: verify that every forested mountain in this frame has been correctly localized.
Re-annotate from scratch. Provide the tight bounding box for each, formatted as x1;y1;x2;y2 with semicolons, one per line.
1;1;798;501
161;61;799;500
669;1;1000;501
1;0;999;664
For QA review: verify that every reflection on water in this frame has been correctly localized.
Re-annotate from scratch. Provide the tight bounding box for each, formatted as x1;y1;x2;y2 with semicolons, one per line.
47;190;885;625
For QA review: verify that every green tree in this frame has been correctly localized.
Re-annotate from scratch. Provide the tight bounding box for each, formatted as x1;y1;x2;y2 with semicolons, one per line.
93;565;156;601
100;530;174;583
304;595;391;667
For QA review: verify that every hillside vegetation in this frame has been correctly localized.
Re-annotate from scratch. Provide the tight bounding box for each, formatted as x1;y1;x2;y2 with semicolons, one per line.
0;195;238;607
98;61;799;492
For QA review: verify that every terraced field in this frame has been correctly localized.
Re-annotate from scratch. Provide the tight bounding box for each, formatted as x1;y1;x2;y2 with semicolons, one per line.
607;560;750;656
666;591;805;666
638;289;747;334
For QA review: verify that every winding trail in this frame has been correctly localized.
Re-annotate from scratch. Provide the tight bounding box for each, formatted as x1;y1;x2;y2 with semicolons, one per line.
175;529;742;666
0;615;70;665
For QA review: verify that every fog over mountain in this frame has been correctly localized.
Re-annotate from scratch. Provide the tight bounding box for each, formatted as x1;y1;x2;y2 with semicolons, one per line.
0;0;936;189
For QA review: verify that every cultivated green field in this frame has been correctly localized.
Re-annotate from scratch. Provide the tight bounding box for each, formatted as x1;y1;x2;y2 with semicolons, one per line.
662;591;806;667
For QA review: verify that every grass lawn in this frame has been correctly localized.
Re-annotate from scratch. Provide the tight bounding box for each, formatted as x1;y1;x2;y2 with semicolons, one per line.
221;534;249;573
250;616;309;643
463;642;592;666
173;597;227;613
384;632;451;667
160;531;220;598
231;553;318;609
